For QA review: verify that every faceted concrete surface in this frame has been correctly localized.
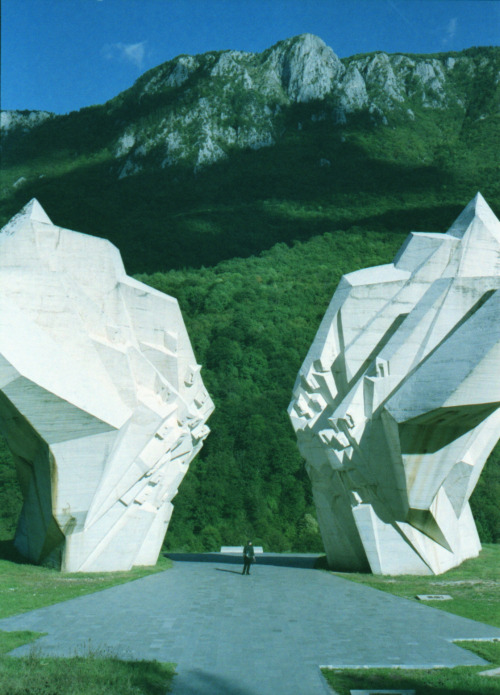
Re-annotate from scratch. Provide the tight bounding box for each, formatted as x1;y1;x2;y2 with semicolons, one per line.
1;554;499;695
289;193;500;575
0;199;213;572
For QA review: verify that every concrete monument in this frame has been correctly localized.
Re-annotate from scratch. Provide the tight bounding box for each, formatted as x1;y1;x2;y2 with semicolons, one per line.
0;200;213;572
289;193;500;575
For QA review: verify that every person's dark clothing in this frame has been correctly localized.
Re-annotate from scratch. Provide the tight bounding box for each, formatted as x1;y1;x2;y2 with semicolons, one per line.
242;543;255;575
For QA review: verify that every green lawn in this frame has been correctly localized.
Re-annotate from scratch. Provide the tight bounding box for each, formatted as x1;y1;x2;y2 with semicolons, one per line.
322;544;500;628
322;640;500;695
0;640;176;695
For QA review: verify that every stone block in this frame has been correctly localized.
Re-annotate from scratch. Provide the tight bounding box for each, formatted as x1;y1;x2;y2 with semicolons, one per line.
350;691;415;695
220;546;264;554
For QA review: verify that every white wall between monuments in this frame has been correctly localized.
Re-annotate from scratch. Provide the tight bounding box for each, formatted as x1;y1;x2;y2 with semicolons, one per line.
289;193;500;575
0;199;214;572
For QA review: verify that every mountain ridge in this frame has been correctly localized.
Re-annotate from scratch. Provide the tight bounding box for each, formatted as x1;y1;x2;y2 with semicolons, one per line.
69;37;500;174
0;34;498;273
2;35;498;174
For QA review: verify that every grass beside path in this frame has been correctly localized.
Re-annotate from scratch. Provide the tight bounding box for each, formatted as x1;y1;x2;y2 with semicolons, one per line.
0;630;44;655
321;543;500;628
321;546;500;694
0;544;172;620
0;547;176;695
322;640;500;695
0;641;176;695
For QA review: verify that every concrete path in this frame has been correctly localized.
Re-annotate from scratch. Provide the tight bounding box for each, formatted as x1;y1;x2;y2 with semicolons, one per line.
1;553;499;695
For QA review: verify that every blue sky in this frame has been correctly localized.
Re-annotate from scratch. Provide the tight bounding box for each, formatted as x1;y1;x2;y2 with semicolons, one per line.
2;0;499;114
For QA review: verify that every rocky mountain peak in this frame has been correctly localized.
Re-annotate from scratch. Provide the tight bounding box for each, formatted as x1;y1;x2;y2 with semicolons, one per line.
1;110;54;133
272;33;344;102
1;37;498;182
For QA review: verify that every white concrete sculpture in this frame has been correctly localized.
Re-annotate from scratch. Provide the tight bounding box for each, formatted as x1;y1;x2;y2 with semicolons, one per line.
0;200;214;572
289;193;500;575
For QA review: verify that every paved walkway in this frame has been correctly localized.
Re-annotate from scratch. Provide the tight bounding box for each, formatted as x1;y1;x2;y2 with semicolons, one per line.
1;553;499;694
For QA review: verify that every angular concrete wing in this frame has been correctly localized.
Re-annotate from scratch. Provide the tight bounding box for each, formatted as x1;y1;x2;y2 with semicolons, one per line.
0;200;214;571
289;193;500;574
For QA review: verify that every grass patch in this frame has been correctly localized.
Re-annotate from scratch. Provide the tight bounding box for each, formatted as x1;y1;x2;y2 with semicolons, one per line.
322;640;500;694
0;642;176;695
0;551;176;694
457;640;500;665
0;546;172;620
322;663;499;695
318;544;500;628
0;630;45;655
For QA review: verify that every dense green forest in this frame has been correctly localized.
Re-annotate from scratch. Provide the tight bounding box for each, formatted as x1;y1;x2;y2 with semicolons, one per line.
1;228;499;551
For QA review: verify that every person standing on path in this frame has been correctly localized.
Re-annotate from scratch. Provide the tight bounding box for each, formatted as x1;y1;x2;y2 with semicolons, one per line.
242;540;255;575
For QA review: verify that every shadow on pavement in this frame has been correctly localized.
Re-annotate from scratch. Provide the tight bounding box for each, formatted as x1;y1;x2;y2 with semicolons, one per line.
172;667;256;694
165;552;320;569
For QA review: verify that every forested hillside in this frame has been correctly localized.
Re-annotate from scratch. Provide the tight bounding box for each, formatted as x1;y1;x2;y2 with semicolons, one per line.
0;35;499;555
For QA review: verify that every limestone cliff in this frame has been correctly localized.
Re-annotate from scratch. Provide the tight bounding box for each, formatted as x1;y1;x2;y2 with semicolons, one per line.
1;34;498;178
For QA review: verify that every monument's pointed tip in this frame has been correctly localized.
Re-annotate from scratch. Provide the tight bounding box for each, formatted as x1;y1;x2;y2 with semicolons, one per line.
471;191;490;212
1;199;53;236
22;198;53;225
447;192;498;239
